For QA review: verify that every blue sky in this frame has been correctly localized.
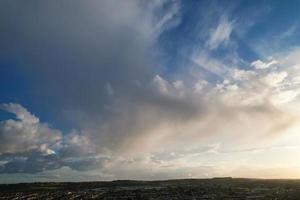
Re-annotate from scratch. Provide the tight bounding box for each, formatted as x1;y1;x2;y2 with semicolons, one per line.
1;0;300;182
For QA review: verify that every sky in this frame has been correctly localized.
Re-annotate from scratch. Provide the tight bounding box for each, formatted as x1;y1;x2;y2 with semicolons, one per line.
1;0;300;183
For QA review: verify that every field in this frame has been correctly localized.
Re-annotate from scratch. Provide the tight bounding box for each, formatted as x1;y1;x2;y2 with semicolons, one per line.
1;178;300;199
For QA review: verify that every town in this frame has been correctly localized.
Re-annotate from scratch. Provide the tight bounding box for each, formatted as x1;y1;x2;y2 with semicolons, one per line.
1;178;300;199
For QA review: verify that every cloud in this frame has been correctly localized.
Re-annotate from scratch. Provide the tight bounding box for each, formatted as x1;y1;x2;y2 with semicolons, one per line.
151;75;171;95
0;103;61;154
207;16;234;50
2;52;299;174
194;80;208;93
149;0;181;38
193;51;230;77
83;71;298;159
0;103;107;173
0;0;182;126
0;103;39;124
280;24;298;39
261;71;288;87
1;1;300;180
232;69;256;81
251;59;278;69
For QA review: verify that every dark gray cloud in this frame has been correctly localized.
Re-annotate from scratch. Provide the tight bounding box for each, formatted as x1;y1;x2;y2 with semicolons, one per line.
0;0;180;125
0;150;109;174
0;0;185;174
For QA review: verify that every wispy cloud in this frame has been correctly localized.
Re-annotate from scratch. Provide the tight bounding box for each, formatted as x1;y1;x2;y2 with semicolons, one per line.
251;59;278;69
207;16;234;50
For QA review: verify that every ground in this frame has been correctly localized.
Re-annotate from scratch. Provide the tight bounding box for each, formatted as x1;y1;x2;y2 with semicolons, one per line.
1;178;300;199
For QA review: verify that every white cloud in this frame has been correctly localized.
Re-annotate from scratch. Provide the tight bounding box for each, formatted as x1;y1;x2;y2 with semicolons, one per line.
1;65;300;177
150;0;181;38
271;89;300;105
0;103;39;124
207;16;234;50
251;59;278;69
193;51;229;77
261;71;288;87
151;75;171;95
0;103;105;173
232;69;256;81
0;103;61;154
194;80;208;93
